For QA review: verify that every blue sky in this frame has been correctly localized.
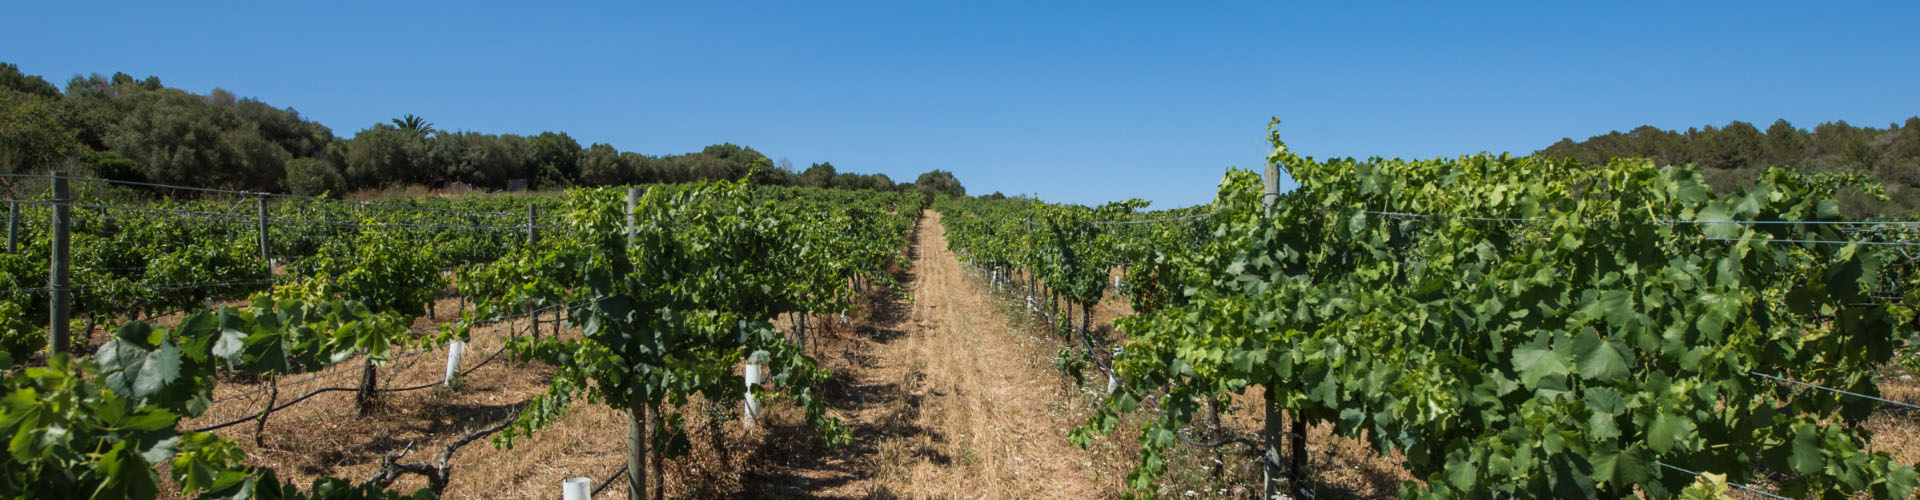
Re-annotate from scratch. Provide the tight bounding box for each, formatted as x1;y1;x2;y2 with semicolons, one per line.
5;1;1917;208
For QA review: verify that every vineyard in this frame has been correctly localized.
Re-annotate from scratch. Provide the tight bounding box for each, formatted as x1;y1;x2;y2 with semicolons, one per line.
0;172;923;499
934;125;1920;499
8;125;1920;500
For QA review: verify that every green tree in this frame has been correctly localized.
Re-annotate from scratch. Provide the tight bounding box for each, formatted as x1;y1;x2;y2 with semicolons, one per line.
579;143;627;186
0;63;59;98
1901;117;1920;159
391;114;435;137
835;172;870;190
681;143;766;181
284;157;345;197
227;127;292;190
1695;121;1763;170
801;162;837;188
525;131;581;189
432;131;522;188
746;157;793;186
912;169;965;199
103;92;254;189
1535;117;1920;216
237;98;333;158
1764;119;1808;164
0;88;80;174
343;124;428;188
620;152;657;184
1812;121;1878;171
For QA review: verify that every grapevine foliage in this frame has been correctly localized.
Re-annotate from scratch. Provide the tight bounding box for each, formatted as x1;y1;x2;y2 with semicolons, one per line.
1065;124;1920;498
2;290;426;499
453;178;920;475
2;177;919;499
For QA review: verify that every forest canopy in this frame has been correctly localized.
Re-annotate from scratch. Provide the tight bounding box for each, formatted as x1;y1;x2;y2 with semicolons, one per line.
1535;117;1920;217
0;63;957;198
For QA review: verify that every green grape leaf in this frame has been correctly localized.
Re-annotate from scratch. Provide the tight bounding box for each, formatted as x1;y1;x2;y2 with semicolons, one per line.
1512;343;1570;388
1648;411;1695;454
96;323;185;402
1573;328;1630;380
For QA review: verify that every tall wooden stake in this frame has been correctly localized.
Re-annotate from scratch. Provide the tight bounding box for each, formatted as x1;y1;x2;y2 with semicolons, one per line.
627;398;648;500
1261;161;1286;499
48;172;70;355
527;204;539;244
256;198;271;271
623;187;648;500
6;200;17;253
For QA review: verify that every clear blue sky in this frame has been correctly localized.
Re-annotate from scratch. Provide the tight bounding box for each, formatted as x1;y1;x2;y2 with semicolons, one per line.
6;1;1917;208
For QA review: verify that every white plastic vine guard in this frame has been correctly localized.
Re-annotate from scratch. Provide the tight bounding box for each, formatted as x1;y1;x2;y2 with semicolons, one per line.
443;340;466;387
562;477;590;500
744;364;762;428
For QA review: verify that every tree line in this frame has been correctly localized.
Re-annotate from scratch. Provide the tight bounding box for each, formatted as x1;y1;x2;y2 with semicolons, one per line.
1535;117;1920;216
0;63;966;199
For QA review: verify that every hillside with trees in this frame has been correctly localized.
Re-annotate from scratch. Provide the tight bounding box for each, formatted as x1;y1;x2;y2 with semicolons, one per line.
1536;118;1920;216
0;63;955;198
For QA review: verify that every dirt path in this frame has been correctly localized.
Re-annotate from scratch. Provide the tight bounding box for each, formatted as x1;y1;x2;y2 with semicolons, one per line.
748;211;1117;499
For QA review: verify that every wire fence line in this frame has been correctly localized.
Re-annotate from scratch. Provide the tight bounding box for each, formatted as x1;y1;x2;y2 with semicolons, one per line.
5;172;530;219
265;215;561;232
1751;371;1920;412
205;301;581;406
74;202;257;220
71;279;294;294
78;201;550;233
1329;207;1920;254
1654;462;1792;500
192;328;518;434
192;300;578;433
1351;206;1920;228
1085;211;1218;226
11;200;562;236
1;279;290;296
1061;206;1920;251
1708;237;1920;248
74;176;524;218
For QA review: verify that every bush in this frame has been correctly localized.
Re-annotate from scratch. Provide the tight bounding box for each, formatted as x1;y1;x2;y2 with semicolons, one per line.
285;157;344;197
80;151;142;183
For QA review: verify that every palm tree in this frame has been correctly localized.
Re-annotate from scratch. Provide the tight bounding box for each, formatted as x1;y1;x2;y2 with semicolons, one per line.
392;114;435;137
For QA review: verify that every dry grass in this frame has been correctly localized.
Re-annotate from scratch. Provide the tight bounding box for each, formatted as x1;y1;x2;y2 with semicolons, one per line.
1867;378;1920;466
741;211;1128;499
982;259;1416;499
173;296;639;499
170;294;815;498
